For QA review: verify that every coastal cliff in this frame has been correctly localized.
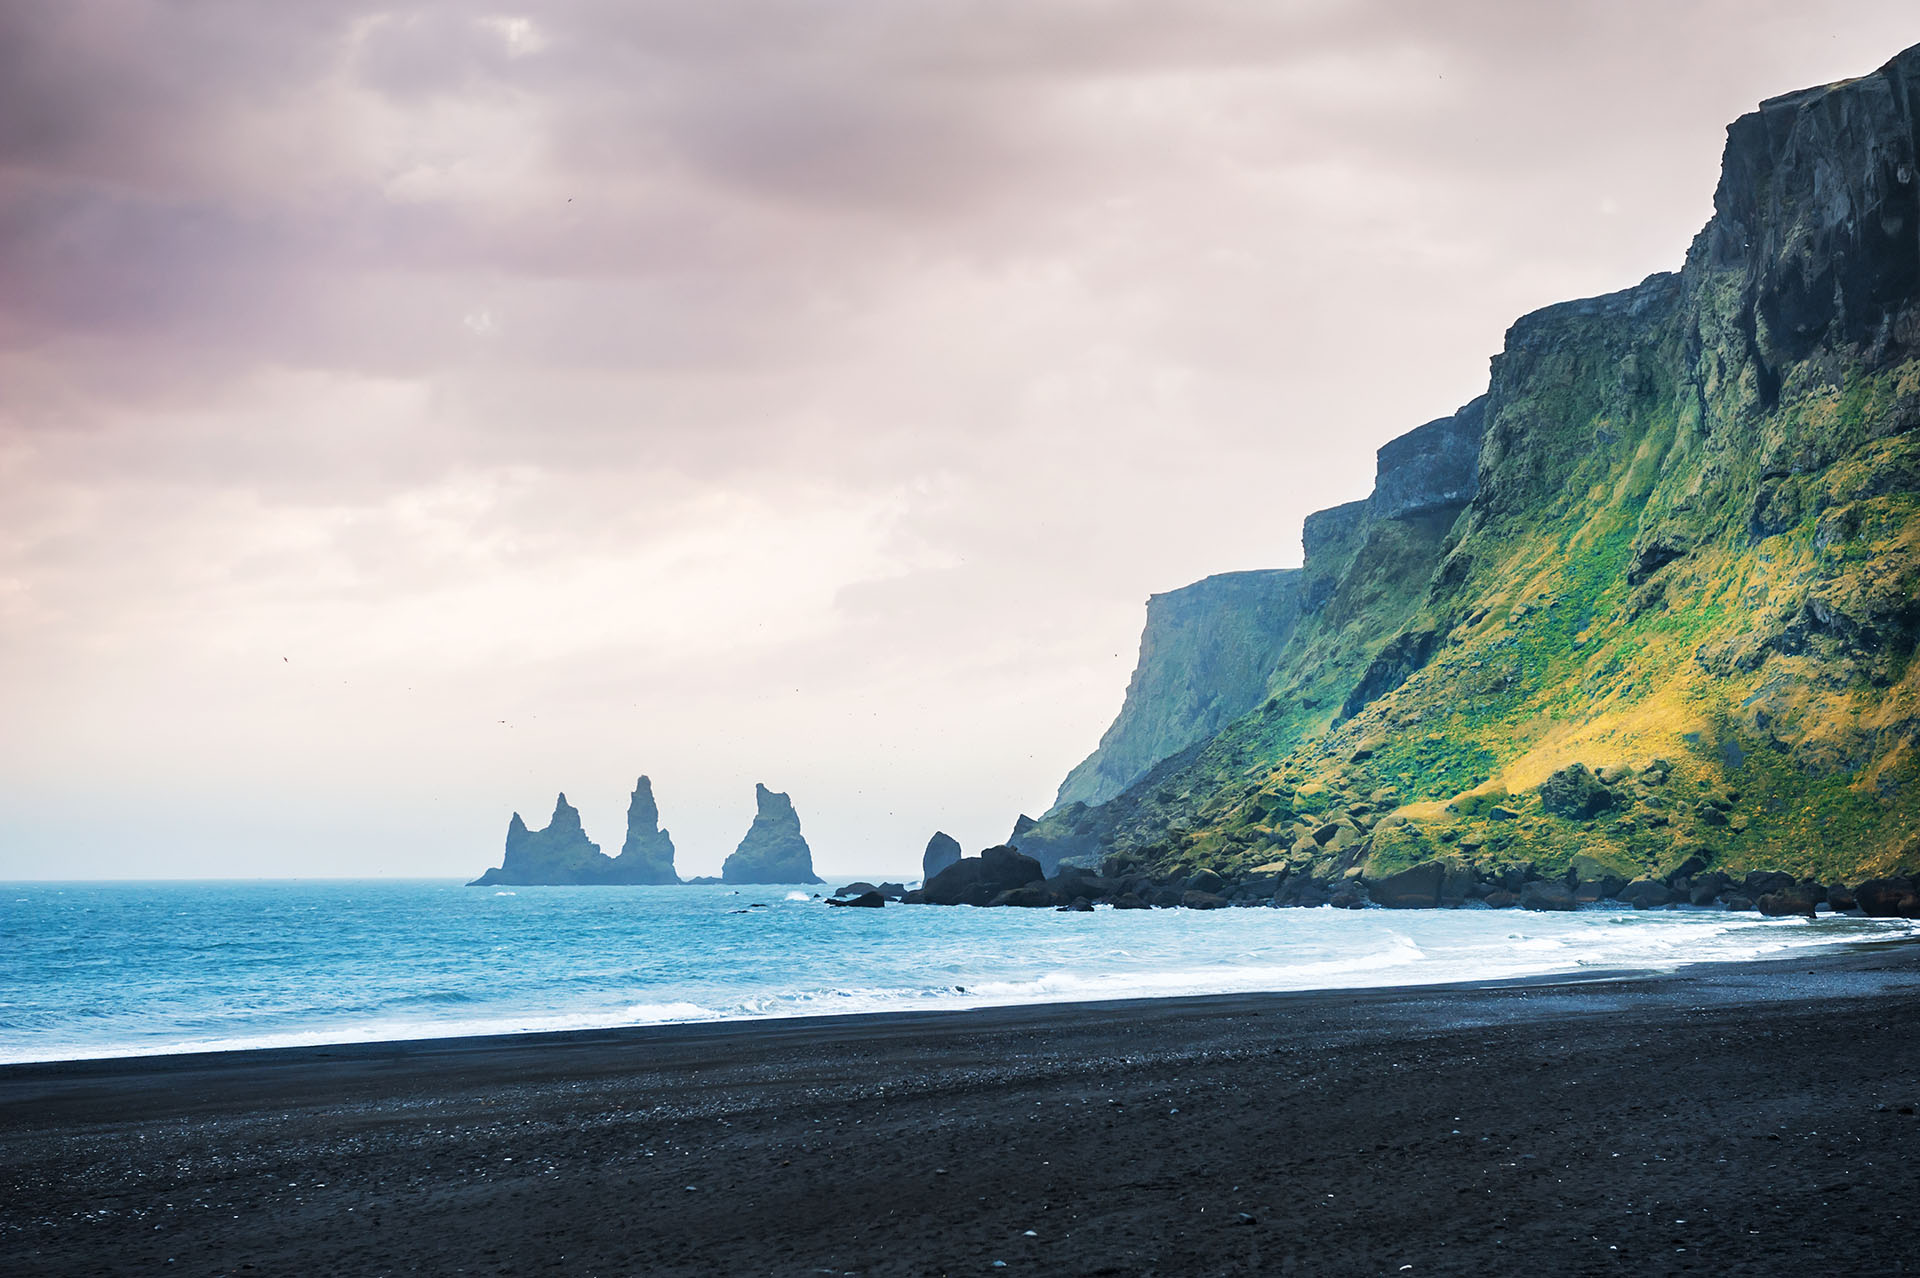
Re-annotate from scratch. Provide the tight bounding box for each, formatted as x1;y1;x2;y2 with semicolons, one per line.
1052;569;1304;810
1017;44;1920;896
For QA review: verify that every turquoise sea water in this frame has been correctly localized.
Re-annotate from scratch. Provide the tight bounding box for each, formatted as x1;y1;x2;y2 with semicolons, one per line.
4;880;1915;1063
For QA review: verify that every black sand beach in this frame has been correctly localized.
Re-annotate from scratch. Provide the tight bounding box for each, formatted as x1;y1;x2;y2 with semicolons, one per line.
5;944;1919;1277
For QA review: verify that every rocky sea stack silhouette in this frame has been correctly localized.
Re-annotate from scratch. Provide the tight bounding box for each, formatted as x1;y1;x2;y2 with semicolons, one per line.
468;776;679;885
721;784;822;884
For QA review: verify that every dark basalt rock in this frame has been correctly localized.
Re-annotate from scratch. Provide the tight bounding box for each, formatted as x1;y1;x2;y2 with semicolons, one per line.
1620;880;1672;910
1856;877;1920;917
921;845;1046;907
1112;893;1151;909
825;891;885;908
469;794;605;886
1184;868;1227;895
1369;860;1446;909
1827;883;1859;912
1744;870;1797;899
1520;881;1578;912
1483;889;1518;909
1058;897;1095;913
922;831;963;882
1758;886;1817;917
1539;764;1615;819
1182;890;1229;910
991;884;1054;908
721;784;823;884
835;882;880;897
1048;866;1120;903
612;776;680;884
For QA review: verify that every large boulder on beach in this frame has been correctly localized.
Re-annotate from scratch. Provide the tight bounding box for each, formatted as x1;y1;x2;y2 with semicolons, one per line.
922;845;1045;906
922;831;963;881
1620;880;1672;910
1369;860;1446;909
1856;877;1920;917
722;784;823;884
1758;886;1817;917
1520;881;1577;911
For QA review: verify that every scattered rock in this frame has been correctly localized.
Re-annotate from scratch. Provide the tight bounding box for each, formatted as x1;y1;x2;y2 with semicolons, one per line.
922;831;963;881
1520;881;1577;911
1856;877;1920;918
1619;880;1672;910
921;846;1046;907
1183;890;1230;910
825;891;885;908
1539;764;1615;819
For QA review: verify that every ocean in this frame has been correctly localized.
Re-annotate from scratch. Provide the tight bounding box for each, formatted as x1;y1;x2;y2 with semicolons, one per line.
4;880;1914;1064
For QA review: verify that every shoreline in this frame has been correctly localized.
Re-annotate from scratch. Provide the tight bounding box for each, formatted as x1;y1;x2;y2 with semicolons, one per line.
7;941;1919;1275
6;919;1915;1071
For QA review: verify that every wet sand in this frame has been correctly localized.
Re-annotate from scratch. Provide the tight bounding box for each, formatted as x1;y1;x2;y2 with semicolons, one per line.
5;942;1919;1276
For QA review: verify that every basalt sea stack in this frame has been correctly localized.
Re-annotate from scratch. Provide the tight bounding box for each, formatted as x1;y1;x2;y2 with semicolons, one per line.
720;784;823;884
468;776;680;885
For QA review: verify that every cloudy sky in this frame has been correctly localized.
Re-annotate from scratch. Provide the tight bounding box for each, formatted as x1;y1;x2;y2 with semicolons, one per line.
1;2;1914;880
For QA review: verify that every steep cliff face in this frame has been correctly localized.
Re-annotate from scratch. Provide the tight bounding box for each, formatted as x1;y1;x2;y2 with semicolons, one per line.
722;784;823;884
612;775;680;884
1024;43;1920;890
469;794;606;886
1051;569;1304;811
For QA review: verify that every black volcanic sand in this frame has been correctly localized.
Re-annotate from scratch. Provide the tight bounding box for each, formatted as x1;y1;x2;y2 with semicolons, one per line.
6;945;1920;1277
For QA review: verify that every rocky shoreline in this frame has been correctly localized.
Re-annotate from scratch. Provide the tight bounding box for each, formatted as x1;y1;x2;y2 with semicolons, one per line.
833;843;1920;919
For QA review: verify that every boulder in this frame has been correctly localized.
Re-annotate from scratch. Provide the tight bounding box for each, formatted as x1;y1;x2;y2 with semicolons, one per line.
1567;856;1629;903
826;891;885;908
1483;889;1518;909
1328;884;1368;909
1856;877;1920;918
1058;897;1095;913
1723;895;1756;912
1368;860;1445;909
922;831;963;881
1050;866;1120;903
1757;887;1817;918
1183;890;1230;910
990;884;1055;908
876;882;907;901
1827;883;1859;913
1743;870;1796;899
921;845;1047;907
1619;880;1672;910
1185;868;1227;894
1520;881;1578;911
835;881;880;897
1112;893;1151;909
1539;764;1615;819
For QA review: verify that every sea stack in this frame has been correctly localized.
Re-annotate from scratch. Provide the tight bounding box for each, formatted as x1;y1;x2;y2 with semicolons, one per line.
721;784;822;884
611;775;680;884
469;794;603;886
922;831;962;881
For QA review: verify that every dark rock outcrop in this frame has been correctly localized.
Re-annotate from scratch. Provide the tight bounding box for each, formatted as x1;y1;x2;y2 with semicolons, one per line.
921;845;1045;907
922;831;963;882
469;794;606;886
1520;881;1578;912
1370;397;1488;521
825;891;885;908
720;784;822;884
1051;569;1305;810
1857;877;1920;918
1539;765;1615;819
1369;861;1446;909
612;776;680;884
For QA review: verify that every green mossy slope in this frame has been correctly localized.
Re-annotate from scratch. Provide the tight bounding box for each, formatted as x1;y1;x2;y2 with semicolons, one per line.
1018;45;1920;892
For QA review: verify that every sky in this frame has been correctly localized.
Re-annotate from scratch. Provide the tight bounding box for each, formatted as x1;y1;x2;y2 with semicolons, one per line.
2;2;1915;881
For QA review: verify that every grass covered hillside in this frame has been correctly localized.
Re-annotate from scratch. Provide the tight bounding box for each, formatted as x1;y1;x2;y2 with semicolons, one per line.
1016;43;1920;895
